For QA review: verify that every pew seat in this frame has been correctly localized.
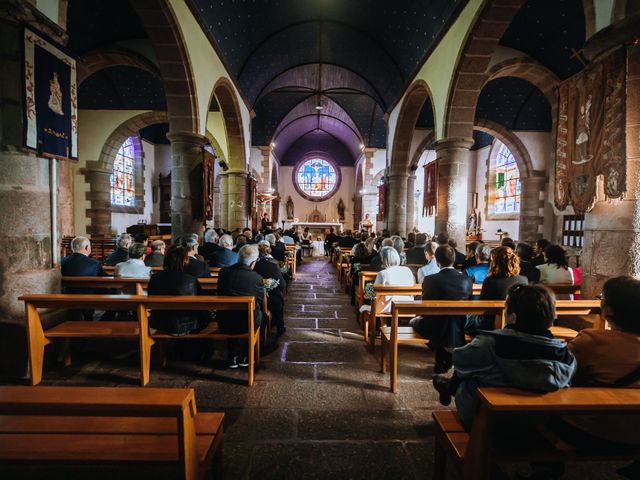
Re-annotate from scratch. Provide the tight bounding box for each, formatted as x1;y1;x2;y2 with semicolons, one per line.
433;387;640;480
21;294;260;387
0;386;223;480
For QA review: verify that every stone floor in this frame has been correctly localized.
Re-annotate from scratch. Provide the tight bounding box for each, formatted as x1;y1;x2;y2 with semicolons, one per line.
2;258;628;479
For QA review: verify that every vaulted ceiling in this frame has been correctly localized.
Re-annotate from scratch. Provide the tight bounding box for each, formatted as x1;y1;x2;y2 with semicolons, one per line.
189;0;466;164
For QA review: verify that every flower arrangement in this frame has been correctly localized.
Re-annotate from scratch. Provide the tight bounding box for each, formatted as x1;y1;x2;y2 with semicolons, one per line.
263;278;280;296
363;282;376;300
279;263;289;275
350;262;361;274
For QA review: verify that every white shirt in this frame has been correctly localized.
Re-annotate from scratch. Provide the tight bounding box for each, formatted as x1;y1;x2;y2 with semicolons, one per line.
374;266;416;313
114;258;151;278
417;258;440;283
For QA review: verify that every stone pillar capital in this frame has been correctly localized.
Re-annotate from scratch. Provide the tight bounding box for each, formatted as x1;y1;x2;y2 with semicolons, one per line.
433;137;474;153
226;169;249;177
387;166;409;178
258;145;273;156
166;130;208;146
363;147;377;158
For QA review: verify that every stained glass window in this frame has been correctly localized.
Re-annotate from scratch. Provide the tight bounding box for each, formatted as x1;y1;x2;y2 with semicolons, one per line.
491;144;520;215
295;158;338;199
110;137;136;207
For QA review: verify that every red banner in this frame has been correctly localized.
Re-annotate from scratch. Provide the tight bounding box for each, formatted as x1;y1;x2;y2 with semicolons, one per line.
377;182;385;222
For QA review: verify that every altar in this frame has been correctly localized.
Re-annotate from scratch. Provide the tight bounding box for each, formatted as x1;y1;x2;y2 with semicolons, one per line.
290;221;343;234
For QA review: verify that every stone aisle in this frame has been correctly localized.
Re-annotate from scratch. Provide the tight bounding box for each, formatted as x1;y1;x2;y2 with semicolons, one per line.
220;257;445;480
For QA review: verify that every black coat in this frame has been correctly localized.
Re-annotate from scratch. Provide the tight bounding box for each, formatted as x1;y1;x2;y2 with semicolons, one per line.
105;247;129;266
61;253;107;294
519;260;541;283
61;253;106;277
253;257;286;298
454;249;465;267
144;252;164;267
147;270;208;335
198;242;222;261
271;242;286;262
405;245;426;265
216;263;263;333
185;256;211;278
338;236;357;249
419;268;473;348
368;252;382;272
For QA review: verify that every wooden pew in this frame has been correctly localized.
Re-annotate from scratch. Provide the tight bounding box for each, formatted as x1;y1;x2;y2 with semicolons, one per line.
364;284;422;349
384;299;602;392
61;276;219;294
0;386;223;480
355;271;378;317
433;387;640;480
285;244;297;278
102;265;221;275
21;294;260;386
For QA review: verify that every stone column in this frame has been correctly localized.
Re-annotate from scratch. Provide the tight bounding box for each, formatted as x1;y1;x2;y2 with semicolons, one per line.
166;131;207;242
258;146;273;219
220;173;229;230
386;167;409;236
82;162;112;237
434;138;473;247
518;172;546;243
227;170;249;229
581;47;640;297
405;168;417;234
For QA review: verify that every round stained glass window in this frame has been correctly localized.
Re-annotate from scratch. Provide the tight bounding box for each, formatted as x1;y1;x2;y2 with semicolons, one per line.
293;158;340;201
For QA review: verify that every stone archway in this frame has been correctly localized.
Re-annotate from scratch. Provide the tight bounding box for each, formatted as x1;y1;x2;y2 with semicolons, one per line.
473;119;544;242
388;80;434;235
77;47;161;85
210;78;246;170
444;0;526;139
82;111;168;237
132;0;198;133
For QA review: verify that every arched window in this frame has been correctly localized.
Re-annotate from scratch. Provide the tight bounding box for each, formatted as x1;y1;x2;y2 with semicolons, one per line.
110;137;137;207
293;157;340;200
488;144;520;216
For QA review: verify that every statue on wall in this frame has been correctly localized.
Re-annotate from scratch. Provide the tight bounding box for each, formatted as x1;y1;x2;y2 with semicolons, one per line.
286;196;294;219
337;198;346;220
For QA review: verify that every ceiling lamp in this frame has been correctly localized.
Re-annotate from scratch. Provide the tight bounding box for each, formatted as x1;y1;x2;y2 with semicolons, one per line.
315;103;323;110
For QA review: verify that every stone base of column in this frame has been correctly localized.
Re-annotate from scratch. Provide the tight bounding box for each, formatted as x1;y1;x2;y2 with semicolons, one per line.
167;131;207;241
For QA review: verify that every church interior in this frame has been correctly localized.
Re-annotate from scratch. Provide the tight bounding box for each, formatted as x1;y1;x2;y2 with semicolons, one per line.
1;0;640;478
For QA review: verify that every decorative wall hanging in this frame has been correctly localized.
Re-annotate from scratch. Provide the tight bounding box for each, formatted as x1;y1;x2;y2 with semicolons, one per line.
423;160;438;216
202;151;215;222
377;181;385;222
555;47;626;213
23;27;77;160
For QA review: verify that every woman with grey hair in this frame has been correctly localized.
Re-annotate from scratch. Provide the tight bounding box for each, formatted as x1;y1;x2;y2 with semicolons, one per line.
391;235;406;265
373;246;416;313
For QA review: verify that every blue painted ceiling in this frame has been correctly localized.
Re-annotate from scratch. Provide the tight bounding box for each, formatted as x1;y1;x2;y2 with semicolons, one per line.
190;0;466;163
476;77;551;132
500;0;586;80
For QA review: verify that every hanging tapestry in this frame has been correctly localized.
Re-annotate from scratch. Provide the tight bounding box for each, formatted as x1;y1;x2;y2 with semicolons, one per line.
555;48;626;213
377;181;385;222
423;160;438;216
202;151;215;223
23;27;77;160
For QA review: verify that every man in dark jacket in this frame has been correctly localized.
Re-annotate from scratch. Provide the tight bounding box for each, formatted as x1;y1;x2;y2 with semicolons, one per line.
144;240;166;267
199;229;222;261
270;233;286;262
217;244;264;368
254;241;287;334
410;245;473;373
208;234;237;268
61;236;106;279
405;233;428;264
338;230;357;249
182;234;211;278
105;233;132;266
61;236;108;319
